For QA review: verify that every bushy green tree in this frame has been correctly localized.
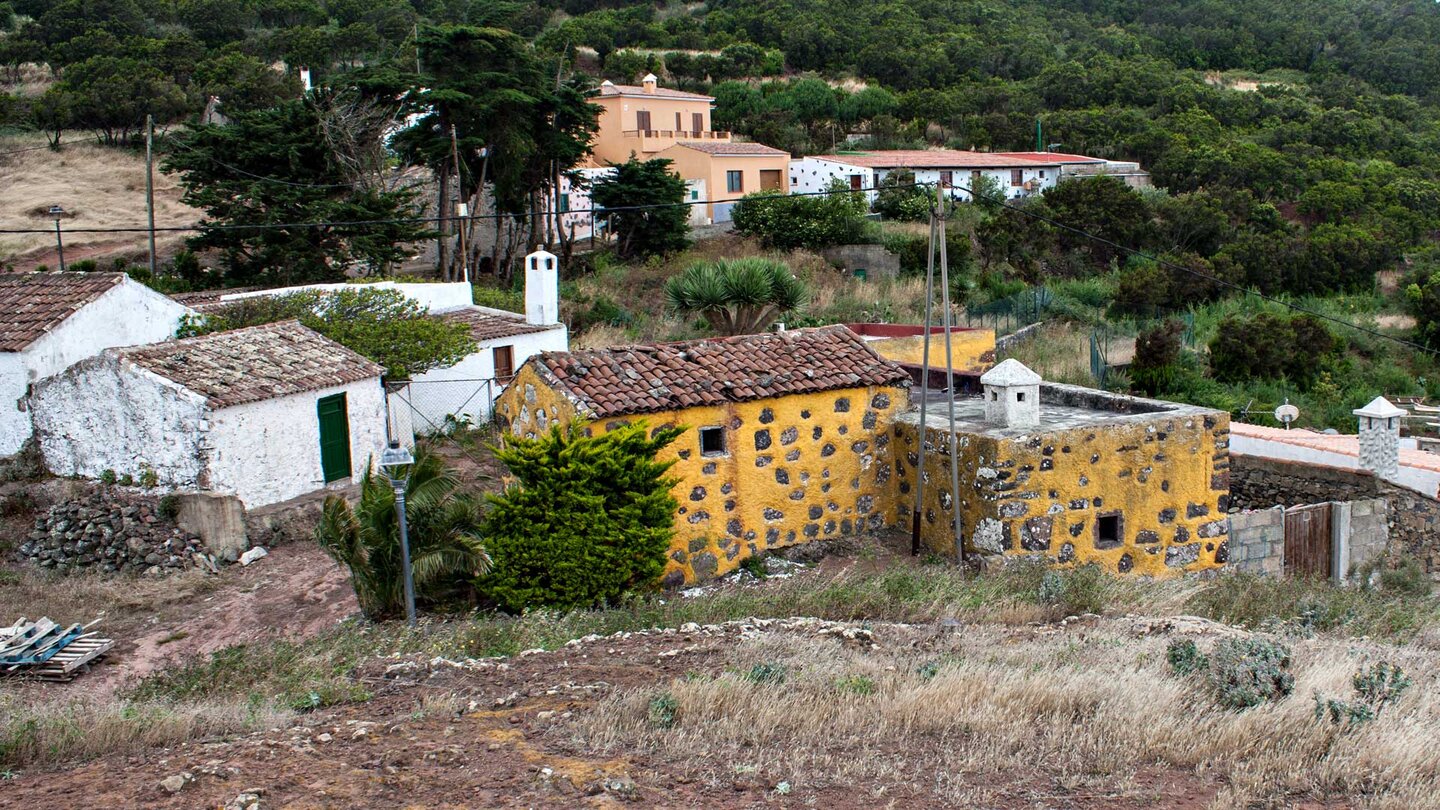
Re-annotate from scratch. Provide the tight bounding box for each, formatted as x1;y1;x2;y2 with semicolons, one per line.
590;157;690;259
316;446;489;620
181;287;475;379
664;257;808;335
1130;319;1185;395
1208;312;1338;388
732;180;868;251
482;422;681;612
872;169;932;222
163;97;429;286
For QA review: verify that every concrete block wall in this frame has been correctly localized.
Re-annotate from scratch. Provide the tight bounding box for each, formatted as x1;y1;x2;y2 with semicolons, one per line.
1226;506;1285;576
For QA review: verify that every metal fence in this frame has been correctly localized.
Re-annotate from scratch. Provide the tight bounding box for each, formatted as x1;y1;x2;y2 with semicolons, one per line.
387;378;501;439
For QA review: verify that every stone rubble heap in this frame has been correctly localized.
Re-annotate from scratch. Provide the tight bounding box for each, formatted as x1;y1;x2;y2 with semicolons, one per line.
16;493;215;575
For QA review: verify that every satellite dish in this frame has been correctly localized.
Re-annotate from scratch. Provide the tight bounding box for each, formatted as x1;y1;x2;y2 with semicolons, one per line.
1274;401;1299;428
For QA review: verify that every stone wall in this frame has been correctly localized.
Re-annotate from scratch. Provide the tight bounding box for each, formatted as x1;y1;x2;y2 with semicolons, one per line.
17;489;211;575
1231;454;1440;580
1227;506;1285;576
820;244;901;280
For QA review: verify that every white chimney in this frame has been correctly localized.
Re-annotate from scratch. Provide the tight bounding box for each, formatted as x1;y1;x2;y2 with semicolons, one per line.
641;73;658;94
524;246;559;326
979;359;1042;429
1354;396;1404;480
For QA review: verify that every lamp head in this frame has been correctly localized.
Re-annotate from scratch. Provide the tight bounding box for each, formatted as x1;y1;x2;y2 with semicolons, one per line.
48;205;64;217
379;440;414;473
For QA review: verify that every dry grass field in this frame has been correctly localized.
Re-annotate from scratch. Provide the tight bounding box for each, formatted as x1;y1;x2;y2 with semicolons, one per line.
0;133;199;270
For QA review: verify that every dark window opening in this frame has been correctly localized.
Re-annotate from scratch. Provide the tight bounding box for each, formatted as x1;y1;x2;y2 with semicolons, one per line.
1011;168;1024;186
636;110;651;131
1016;392;1026;402
727;170;744;193
700;426;726;456
939;170;953;188
493;345;514;380
1095;513;1122;549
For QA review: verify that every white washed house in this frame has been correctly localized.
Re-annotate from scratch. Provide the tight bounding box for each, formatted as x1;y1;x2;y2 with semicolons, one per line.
0;272;193;456
789;150;1062;202
404;248;568;433
31;321;387;508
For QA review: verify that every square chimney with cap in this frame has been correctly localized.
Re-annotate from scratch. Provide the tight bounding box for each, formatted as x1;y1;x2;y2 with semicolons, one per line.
524;246;559;326
980;359;1042;428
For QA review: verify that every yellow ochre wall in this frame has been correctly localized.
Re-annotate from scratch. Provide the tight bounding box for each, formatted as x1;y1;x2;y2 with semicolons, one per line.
496;366;909;585
591;94;715;165
898;411;1231;576
865;330;997;373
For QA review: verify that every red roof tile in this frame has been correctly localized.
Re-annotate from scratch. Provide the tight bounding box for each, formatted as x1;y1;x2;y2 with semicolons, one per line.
118;321;383;409
596;83;714;101
992;151;1107;164
673;141;789;156
529;325;910;418
437;307;559;342
816;150;1057;169
0;273;127;352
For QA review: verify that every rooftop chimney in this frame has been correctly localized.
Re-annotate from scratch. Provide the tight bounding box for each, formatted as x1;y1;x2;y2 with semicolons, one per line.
524;246;559;326
1354;396;1404;480
642;73;658;94
979;359;1042;429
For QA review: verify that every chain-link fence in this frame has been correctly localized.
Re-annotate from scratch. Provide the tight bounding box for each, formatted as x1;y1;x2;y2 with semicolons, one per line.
386;378;501;440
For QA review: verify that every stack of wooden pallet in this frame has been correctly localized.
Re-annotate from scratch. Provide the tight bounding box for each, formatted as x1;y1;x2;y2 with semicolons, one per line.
0;617;113;682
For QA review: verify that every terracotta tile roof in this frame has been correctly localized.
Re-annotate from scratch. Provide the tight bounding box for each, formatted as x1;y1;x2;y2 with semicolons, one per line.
674;141;789;156
816;150;1057;169
1231;421;1440;475
117;321;383;409
530;325;910;418
993;151;1107;164
596;83;714;101
0;272;127;351
436;306;558;342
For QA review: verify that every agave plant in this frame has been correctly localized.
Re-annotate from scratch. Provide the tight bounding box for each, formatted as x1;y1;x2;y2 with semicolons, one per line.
316;445;490;620
663;257;809;335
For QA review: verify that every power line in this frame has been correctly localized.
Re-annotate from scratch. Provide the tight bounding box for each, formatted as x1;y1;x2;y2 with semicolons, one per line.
0;144;57;158
945;181;1439;358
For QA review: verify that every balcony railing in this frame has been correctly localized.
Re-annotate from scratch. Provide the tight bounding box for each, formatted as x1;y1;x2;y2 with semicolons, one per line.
619;129;732;139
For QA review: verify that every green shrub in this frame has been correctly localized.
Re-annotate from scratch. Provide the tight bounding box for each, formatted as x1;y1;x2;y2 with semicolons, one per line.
138;466;158;489
156;494;181;520
745;662;787;685
68;259;98;273
916;660;942;680
1378;559;1432;597
1206;637;1294;710
1166;639;1207;676
99;469;117;485
482;422;682;612
1035;564;1112;616
739;555;769;579
471;285;523;313
1314;660;1411;726
732;180;869;251
647;692;679;728
835;674;877;695
315;446;490;619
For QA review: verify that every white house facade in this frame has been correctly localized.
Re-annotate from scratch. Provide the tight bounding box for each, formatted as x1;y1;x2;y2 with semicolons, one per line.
30;321;387;509
788;151;1063;203
0;272;194;456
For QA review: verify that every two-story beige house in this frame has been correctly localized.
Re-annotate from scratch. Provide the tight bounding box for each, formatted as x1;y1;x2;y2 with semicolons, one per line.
590;74;790;223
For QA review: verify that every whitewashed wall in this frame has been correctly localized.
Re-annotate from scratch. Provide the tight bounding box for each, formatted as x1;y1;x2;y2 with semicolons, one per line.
30;356;208;486
1231;432;1440;500
218;281;474;314
0;279;193;455
206;378;388;508
789;158;874;199
787;158;1059;204
406;322;567;433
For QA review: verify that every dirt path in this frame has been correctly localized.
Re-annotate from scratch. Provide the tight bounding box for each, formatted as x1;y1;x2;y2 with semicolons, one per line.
2;620;1222;809
68;544;358;695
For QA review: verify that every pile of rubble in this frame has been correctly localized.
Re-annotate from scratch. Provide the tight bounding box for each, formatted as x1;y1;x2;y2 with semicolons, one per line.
16;493;217;575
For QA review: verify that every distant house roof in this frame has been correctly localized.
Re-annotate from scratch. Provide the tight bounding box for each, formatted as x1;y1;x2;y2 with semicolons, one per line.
0;272;128;352
814;150;1057;169
672;141;790;156
596;83;714;102
117;321;383;409
170;286;266;313
993;151;1108;164
527;325;910;418
436;306;558;343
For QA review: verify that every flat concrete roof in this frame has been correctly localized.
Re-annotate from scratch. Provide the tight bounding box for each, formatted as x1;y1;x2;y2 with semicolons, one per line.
899;383;1222;439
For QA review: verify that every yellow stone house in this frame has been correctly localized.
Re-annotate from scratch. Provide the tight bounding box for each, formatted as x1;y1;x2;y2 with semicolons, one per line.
494;326;912;585
898;360;1231;576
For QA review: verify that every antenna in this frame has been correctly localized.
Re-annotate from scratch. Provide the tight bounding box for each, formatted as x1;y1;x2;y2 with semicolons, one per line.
1274;399;1300;430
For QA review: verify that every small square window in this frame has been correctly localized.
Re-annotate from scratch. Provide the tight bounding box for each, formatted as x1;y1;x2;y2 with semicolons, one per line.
699;426;726;456
1016;391;1025;402
990;391;998;401
1095;513;1122;549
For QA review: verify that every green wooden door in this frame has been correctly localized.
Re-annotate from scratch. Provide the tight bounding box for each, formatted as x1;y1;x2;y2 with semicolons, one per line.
317;393;352;483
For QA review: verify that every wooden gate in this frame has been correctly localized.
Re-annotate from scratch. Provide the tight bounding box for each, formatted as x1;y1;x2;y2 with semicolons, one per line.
1284;503;1333;579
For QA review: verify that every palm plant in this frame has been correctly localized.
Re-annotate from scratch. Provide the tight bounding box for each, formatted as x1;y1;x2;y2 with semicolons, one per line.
663;257;809;336
315;445;490;620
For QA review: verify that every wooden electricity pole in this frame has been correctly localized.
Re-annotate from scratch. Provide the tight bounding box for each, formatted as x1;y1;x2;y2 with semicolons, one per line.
145;114;157;277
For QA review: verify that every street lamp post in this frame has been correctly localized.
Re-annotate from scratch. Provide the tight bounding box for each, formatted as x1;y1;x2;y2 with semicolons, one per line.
48;205;65;272
379;440;417;626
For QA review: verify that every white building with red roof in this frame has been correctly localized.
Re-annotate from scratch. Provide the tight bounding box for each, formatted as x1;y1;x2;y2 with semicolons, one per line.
789;149;1149;202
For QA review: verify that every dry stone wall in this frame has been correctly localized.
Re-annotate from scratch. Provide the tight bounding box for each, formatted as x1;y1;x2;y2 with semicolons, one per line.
16;489;212;575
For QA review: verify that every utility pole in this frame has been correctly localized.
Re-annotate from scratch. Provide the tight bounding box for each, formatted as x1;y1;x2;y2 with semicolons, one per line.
450;125;468;282
145;114;157;277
